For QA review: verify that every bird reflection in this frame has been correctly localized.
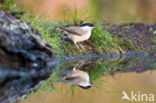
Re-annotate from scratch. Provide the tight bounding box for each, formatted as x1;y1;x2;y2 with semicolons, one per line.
62;67;92;89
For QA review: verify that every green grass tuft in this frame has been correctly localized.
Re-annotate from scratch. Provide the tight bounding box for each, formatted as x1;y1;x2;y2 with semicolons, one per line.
91;23;124;54
2;0;16;10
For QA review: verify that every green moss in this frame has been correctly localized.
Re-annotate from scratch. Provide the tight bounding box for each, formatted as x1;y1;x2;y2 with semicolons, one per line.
91;23;123;54
20;15;123;56
1;0;16;11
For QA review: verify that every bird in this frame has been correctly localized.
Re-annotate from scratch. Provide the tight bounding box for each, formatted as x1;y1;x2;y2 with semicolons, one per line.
62;67;92;89
60;23;95;44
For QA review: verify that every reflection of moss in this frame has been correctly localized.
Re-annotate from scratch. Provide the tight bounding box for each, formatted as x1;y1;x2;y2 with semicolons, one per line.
26;56;156;98
39;69;64;91
88;58;128;80
52;58;132;81
153;30;156;34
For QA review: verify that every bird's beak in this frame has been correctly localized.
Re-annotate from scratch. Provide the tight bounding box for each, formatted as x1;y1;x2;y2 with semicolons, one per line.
92;27;96;29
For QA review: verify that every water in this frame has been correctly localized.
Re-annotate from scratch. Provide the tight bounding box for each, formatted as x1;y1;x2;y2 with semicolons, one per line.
22;71;156;103
21;55;156;103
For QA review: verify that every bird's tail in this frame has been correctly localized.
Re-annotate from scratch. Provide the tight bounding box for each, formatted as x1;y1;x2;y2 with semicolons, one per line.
56;28;66;31
56;28;69;35
56;27;63;31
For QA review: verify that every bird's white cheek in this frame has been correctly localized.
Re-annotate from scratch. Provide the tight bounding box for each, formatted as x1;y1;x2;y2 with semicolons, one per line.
81;27;91;31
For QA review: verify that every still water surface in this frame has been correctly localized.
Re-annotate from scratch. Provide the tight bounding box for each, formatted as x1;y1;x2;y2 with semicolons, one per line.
22;56;156;103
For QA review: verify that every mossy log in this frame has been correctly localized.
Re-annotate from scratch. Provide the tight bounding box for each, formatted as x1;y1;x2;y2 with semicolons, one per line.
0;10;56;103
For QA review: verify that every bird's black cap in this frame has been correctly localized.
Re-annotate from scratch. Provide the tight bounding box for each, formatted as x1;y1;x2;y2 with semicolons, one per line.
80;23;94;27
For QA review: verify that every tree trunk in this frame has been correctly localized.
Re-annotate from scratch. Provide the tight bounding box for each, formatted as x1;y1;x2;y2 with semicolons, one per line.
0;10;56;103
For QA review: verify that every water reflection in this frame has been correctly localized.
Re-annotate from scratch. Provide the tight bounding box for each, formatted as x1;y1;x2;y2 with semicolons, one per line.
22;56;156;103
62;67;92;89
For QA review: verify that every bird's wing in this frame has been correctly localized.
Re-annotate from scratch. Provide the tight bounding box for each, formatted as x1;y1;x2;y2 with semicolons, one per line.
64;76;80;81
64;76;83;84
62;26;86;36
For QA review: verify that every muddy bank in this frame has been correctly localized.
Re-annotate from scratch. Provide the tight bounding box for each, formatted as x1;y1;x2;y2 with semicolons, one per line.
108;23;156;52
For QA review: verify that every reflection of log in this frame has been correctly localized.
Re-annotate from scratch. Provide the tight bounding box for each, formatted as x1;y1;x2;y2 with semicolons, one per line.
0;10;56;103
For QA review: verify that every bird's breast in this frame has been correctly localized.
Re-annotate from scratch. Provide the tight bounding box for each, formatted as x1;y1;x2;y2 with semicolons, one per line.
68;32;91;42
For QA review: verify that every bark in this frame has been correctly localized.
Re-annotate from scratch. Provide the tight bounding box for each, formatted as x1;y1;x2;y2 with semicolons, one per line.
0;10;56;103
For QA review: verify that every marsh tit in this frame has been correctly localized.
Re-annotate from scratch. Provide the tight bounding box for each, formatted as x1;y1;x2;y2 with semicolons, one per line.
60;23;95;44
62;67;92;89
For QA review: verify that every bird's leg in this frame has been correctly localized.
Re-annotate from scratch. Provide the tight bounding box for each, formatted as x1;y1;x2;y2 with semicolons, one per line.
77;43;85;50
76;45;80;49
73;60;85;70
73;41;85;50
77;61;85;69
73;41;80;49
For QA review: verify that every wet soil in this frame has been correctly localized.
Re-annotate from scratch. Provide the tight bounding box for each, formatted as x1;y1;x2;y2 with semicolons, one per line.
108;23;156;52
